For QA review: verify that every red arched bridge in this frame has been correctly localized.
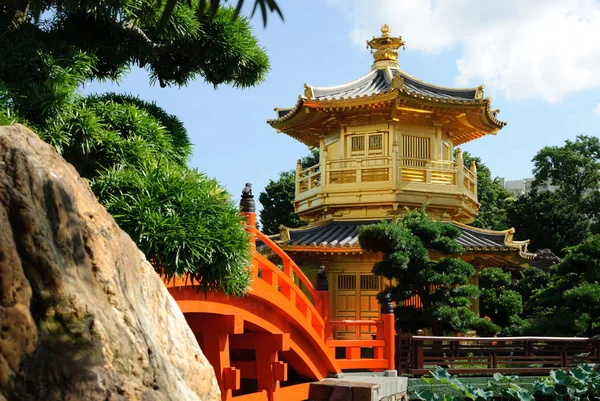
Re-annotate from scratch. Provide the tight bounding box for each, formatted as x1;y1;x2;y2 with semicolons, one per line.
163;207;396;401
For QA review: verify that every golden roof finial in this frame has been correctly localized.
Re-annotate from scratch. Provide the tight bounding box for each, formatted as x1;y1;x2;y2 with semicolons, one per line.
381;23;391;38
366;24;406;63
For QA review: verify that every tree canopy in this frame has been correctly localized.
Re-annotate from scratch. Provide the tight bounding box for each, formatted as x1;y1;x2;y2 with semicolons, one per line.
532;135;600;200
507;135;600;255
0;0;271;294
93;159;251;294
1;1;270;89
478;267;524;336
358;209;495;335
462;152;512;231
525;235;600;336
507;189;590;256
4;0;284;32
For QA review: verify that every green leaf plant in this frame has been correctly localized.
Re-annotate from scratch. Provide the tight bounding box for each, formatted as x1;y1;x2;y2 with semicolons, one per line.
414;365;600;401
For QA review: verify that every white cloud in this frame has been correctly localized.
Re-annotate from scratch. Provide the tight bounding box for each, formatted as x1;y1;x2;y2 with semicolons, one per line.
595;103;600;115
338;0;600;102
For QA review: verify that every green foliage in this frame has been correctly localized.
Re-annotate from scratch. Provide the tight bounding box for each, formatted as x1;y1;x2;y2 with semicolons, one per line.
479;268;524;336
1;1;269;89
462;152;512;231
93;159;251;295
93;93;192;163
513;267;549;315
507;190;590;256
258;149;319;234
526;235;600;336
259;171;306;235
508;135;600;254
0;84;20;125
301;148;320;169
414;365;600;401
408;376;542;400
56;96;187;178
359;208;489;335
532;135;600;199
514;267;550;301
8;0;283;33
0;0;267;294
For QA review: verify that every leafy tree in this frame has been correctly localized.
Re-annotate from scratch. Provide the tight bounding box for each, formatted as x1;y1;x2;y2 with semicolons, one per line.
258;149;319;234
5;0;283;32
462;152;512;231
478;267;524;336
507;189;590;256
358;208;494;335
1;2;270;89
514;266;550;301
259;171;304;235
526;235;600;336
532;135;600;200
93;159;251;295
508;136;600;254
0;0;271;294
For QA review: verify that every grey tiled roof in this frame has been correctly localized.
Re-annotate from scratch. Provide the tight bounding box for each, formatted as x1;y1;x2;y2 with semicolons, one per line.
309;68;477;102
287;220;373;248
402;74;477;100
453;225;507;248
312;70;389;100
275;220;520;252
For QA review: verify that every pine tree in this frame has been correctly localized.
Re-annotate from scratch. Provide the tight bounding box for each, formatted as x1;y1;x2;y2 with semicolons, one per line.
358;209;496;335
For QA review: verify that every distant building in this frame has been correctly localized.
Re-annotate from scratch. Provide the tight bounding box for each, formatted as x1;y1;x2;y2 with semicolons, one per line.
498;177;557;197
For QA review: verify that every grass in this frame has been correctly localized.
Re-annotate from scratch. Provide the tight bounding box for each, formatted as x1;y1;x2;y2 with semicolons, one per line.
407;376;545;399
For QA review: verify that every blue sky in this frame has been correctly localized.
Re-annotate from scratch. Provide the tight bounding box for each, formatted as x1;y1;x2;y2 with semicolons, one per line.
83;0;600;210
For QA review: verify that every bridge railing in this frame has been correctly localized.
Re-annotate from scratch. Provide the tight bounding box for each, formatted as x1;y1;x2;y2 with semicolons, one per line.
327;318;395;371
247;225;327;342
399;335;600;376
244;210;396;374
253;229;321;308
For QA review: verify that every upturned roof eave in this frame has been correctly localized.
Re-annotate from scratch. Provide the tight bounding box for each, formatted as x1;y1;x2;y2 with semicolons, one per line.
268;91;506;135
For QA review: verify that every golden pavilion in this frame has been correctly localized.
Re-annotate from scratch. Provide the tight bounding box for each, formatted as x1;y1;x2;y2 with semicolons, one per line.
266;25;534;331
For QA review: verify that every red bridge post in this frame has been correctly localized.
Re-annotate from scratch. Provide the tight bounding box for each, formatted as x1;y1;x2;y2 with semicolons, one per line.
381;295;396;371
316;266;331;343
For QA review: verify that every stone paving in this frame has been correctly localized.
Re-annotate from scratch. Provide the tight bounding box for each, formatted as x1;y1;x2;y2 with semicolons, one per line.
309;371;408;401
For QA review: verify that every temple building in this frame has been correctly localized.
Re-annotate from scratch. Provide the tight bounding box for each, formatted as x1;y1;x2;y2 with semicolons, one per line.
266;25;534;336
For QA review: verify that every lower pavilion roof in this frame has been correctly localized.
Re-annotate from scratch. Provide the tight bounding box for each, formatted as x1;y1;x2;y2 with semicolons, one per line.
259;219;536;263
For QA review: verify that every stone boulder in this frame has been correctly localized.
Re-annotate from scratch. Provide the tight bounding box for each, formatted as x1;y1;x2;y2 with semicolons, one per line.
0;125;220;401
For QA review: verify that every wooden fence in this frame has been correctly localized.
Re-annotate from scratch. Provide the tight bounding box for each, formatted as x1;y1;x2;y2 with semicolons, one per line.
397;335;600;376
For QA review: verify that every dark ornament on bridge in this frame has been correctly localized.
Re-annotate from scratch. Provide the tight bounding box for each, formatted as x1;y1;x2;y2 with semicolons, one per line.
240;182;255;213
380;290;394;314
316;265;328;291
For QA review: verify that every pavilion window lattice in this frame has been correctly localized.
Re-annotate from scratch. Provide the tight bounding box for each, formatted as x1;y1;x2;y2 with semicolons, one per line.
351;136;365;152
368;134;383;150
337;274;356;290
401;135;431;167
360;275;379;290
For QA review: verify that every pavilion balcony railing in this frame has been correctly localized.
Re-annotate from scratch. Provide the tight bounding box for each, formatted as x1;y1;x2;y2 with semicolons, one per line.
295;154;478;201
296;162;321;194
327;156;392;184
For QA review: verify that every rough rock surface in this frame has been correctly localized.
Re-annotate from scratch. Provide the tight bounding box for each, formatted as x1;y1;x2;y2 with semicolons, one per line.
0;125;220;401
